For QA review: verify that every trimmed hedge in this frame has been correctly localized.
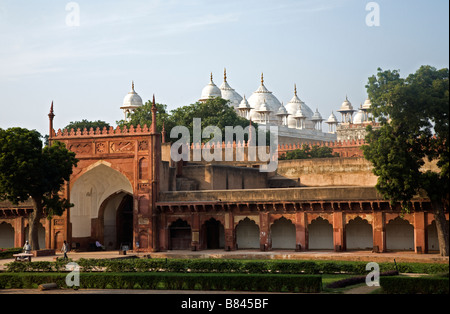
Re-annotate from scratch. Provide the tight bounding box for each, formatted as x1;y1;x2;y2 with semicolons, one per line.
5;258;449;275
0;272;322;293
0;248;22;260
381;275;449;294
325;271;398;289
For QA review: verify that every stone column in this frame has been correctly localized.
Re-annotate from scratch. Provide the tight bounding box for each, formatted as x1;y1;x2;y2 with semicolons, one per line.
372;211;386;253
333;211;345;251
295;212;306;251
224;212;235;251
259;212;270;251
414;212;427;254
191;212;200;251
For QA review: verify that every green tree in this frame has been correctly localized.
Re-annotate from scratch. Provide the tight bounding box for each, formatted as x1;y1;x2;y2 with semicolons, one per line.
64;119;110;132
0;128;78;250
279;144;339;160
117;101;171;134
363;66;449;256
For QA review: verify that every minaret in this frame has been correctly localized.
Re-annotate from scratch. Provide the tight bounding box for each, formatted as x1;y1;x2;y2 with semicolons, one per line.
48;101;55;142
150;94;160;252
151;94;157;134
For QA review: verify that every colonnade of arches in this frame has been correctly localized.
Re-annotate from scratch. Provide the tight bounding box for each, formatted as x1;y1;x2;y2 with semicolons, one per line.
164;213;445;253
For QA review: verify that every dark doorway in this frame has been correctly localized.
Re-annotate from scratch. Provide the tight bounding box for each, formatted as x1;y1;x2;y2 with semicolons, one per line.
117;194;134;250
169;219;192;250
203;218;224;249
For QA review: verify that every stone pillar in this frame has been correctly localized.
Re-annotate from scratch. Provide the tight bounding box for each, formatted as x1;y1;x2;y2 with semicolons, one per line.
414;212;427;254
224;212;235;251
333;212;345;251
14;217;25;248
191;212;200;251
259;212;270;251
295;212;306;251
372;211;386;253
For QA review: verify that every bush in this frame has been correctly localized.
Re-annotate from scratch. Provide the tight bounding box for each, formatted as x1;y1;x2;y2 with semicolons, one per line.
5;258;448;275
0;248;22;259
325;271;398;289
0;272;322;293
381;276;449;294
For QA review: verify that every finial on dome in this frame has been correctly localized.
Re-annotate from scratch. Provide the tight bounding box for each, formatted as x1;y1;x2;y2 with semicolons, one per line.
294;84;297;97
261;73;264;85
132;81;135;91
210;72;213;83
224;68;227;82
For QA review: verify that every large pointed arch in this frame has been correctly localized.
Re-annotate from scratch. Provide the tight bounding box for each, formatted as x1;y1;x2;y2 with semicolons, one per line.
70;162;133;242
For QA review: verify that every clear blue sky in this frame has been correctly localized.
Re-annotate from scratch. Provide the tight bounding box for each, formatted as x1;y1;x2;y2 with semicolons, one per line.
0;0;448;136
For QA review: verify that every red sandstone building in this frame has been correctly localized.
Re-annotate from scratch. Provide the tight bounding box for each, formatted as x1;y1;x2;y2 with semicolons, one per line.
0;101;448;255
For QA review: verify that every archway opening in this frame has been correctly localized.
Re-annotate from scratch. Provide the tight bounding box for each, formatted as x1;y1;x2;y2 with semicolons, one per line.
308;217;333;250
102;192;133;250
0;222;14;248
202;218;224;249
169;219;192;250
270;217;296;250
345;217;373;250
236;218;260;249
386;217;414;251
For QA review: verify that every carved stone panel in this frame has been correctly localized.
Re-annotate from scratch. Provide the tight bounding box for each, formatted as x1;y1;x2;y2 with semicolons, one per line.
110;141;135;153
69;143;92;155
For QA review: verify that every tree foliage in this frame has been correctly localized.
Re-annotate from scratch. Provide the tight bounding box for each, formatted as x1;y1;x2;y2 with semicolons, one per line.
0;128;78;250
279;144;339;160
363;65;449;256
64;119;110;132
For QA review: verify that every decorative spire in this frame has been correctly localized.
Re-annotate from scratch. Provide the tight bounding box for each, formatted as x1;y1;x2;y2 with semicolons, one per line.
224;68;227;82
151;94;157;134
48;101;55;139
261;72;264;85
132;81;135;91
210;72;214;83
48;101;55;119
294;84;297;97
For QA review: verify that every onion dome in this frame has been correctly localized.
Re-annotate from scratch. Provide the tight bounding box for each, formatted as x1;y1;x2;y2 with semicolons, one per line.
121;81;143;109
285;84;314;129
247;73;282;124
338;95;354;112
120;81;143;121
353;109;365;124
362;98;372;110
326;111;338;124
219;68;243;109
200;73;222;102
311;108;323;122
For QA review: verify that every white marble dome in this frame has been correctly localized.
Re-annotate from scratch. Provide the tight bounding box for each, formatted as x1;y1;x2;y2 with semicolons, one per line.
362;98;372;110
200;73;222;101
339;96;354;111
353;109;365;124
248;73;282;124
220;69;243;109
327;111;338;123
122;82;143;109
285;85;314;129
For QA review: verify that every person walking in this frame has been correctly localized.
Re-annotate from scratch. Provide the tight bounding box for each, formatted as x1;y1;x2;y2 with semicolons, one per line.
61;240;69;259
